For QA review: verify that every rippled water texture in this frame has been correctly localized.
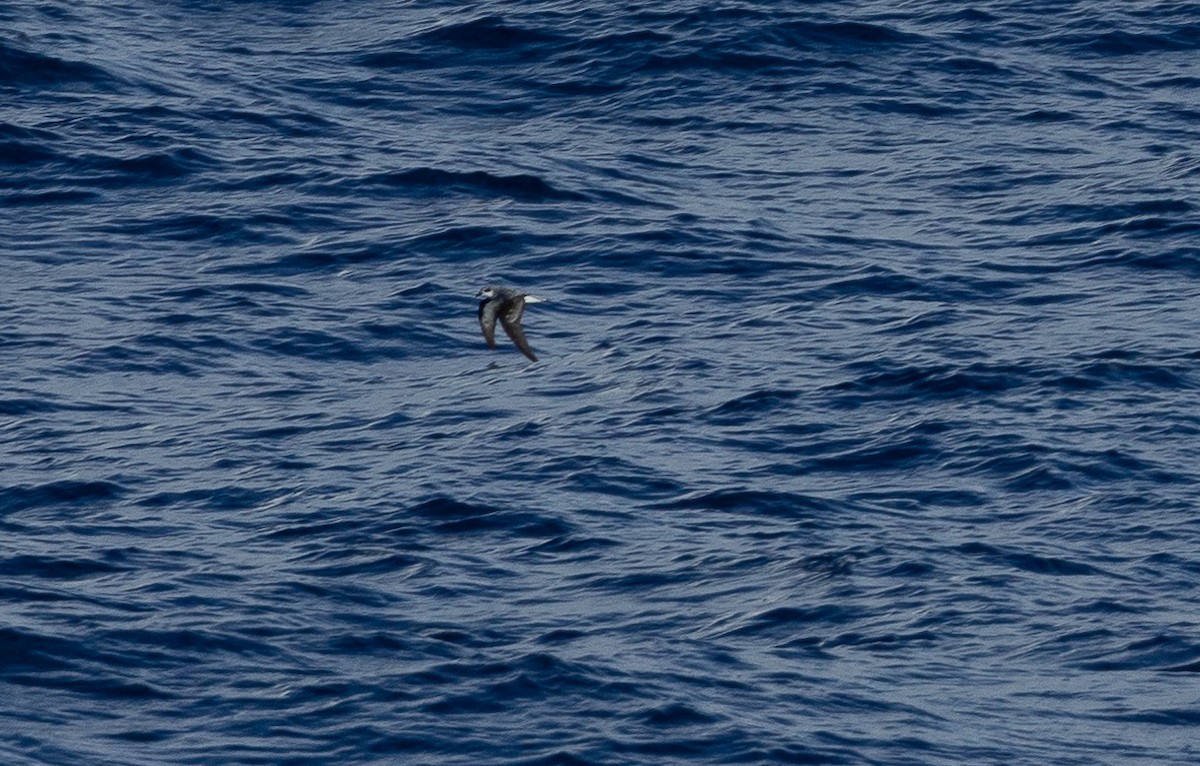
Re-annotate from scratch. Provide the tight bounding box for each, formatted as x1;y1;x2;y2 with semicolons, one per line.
3;1;1200;764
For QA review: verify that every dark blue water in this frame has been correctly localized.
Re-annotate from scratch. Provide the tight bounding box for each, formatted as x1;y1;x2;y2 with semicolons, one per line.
3;1;1200;763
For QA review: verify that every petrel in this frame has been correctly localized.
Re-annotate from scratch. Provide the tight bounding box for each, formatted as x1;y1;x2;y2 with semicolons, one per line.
476;285;542;362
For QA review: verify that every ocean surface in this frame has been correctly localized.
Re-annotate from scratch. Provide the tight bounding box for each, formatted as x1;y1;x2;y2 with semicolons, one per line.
3;1;1200;764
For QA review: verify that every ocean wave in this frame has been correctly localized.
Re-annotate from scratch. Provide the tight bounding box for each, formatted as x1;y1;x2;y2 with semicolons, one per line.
0;40;116;89
356;167;587;203
0;480;125;515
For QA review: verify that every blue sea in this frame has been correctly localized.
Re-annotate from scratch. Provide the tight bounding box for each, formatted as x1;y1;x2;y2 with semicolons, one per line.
3;1;1200;764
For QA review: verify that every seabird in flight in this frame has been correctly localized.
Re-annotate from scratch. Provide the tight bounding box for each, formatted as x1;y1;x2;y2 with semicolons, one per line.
476;285;542;362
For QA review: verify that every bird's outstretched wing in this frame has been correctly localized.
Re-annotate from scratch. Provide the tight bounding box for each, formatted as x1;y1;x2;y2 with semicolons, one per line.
478;299;499;349
499;297;538;361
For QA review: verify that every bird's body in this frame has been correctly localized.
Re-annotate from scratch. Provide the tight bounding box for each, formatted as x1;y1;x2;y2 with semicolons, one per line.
476;285;541;361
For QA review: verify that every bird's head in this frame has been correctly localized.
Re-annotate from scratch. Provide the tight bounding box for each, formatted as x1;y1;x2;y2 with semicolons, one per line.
476;286;497;300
